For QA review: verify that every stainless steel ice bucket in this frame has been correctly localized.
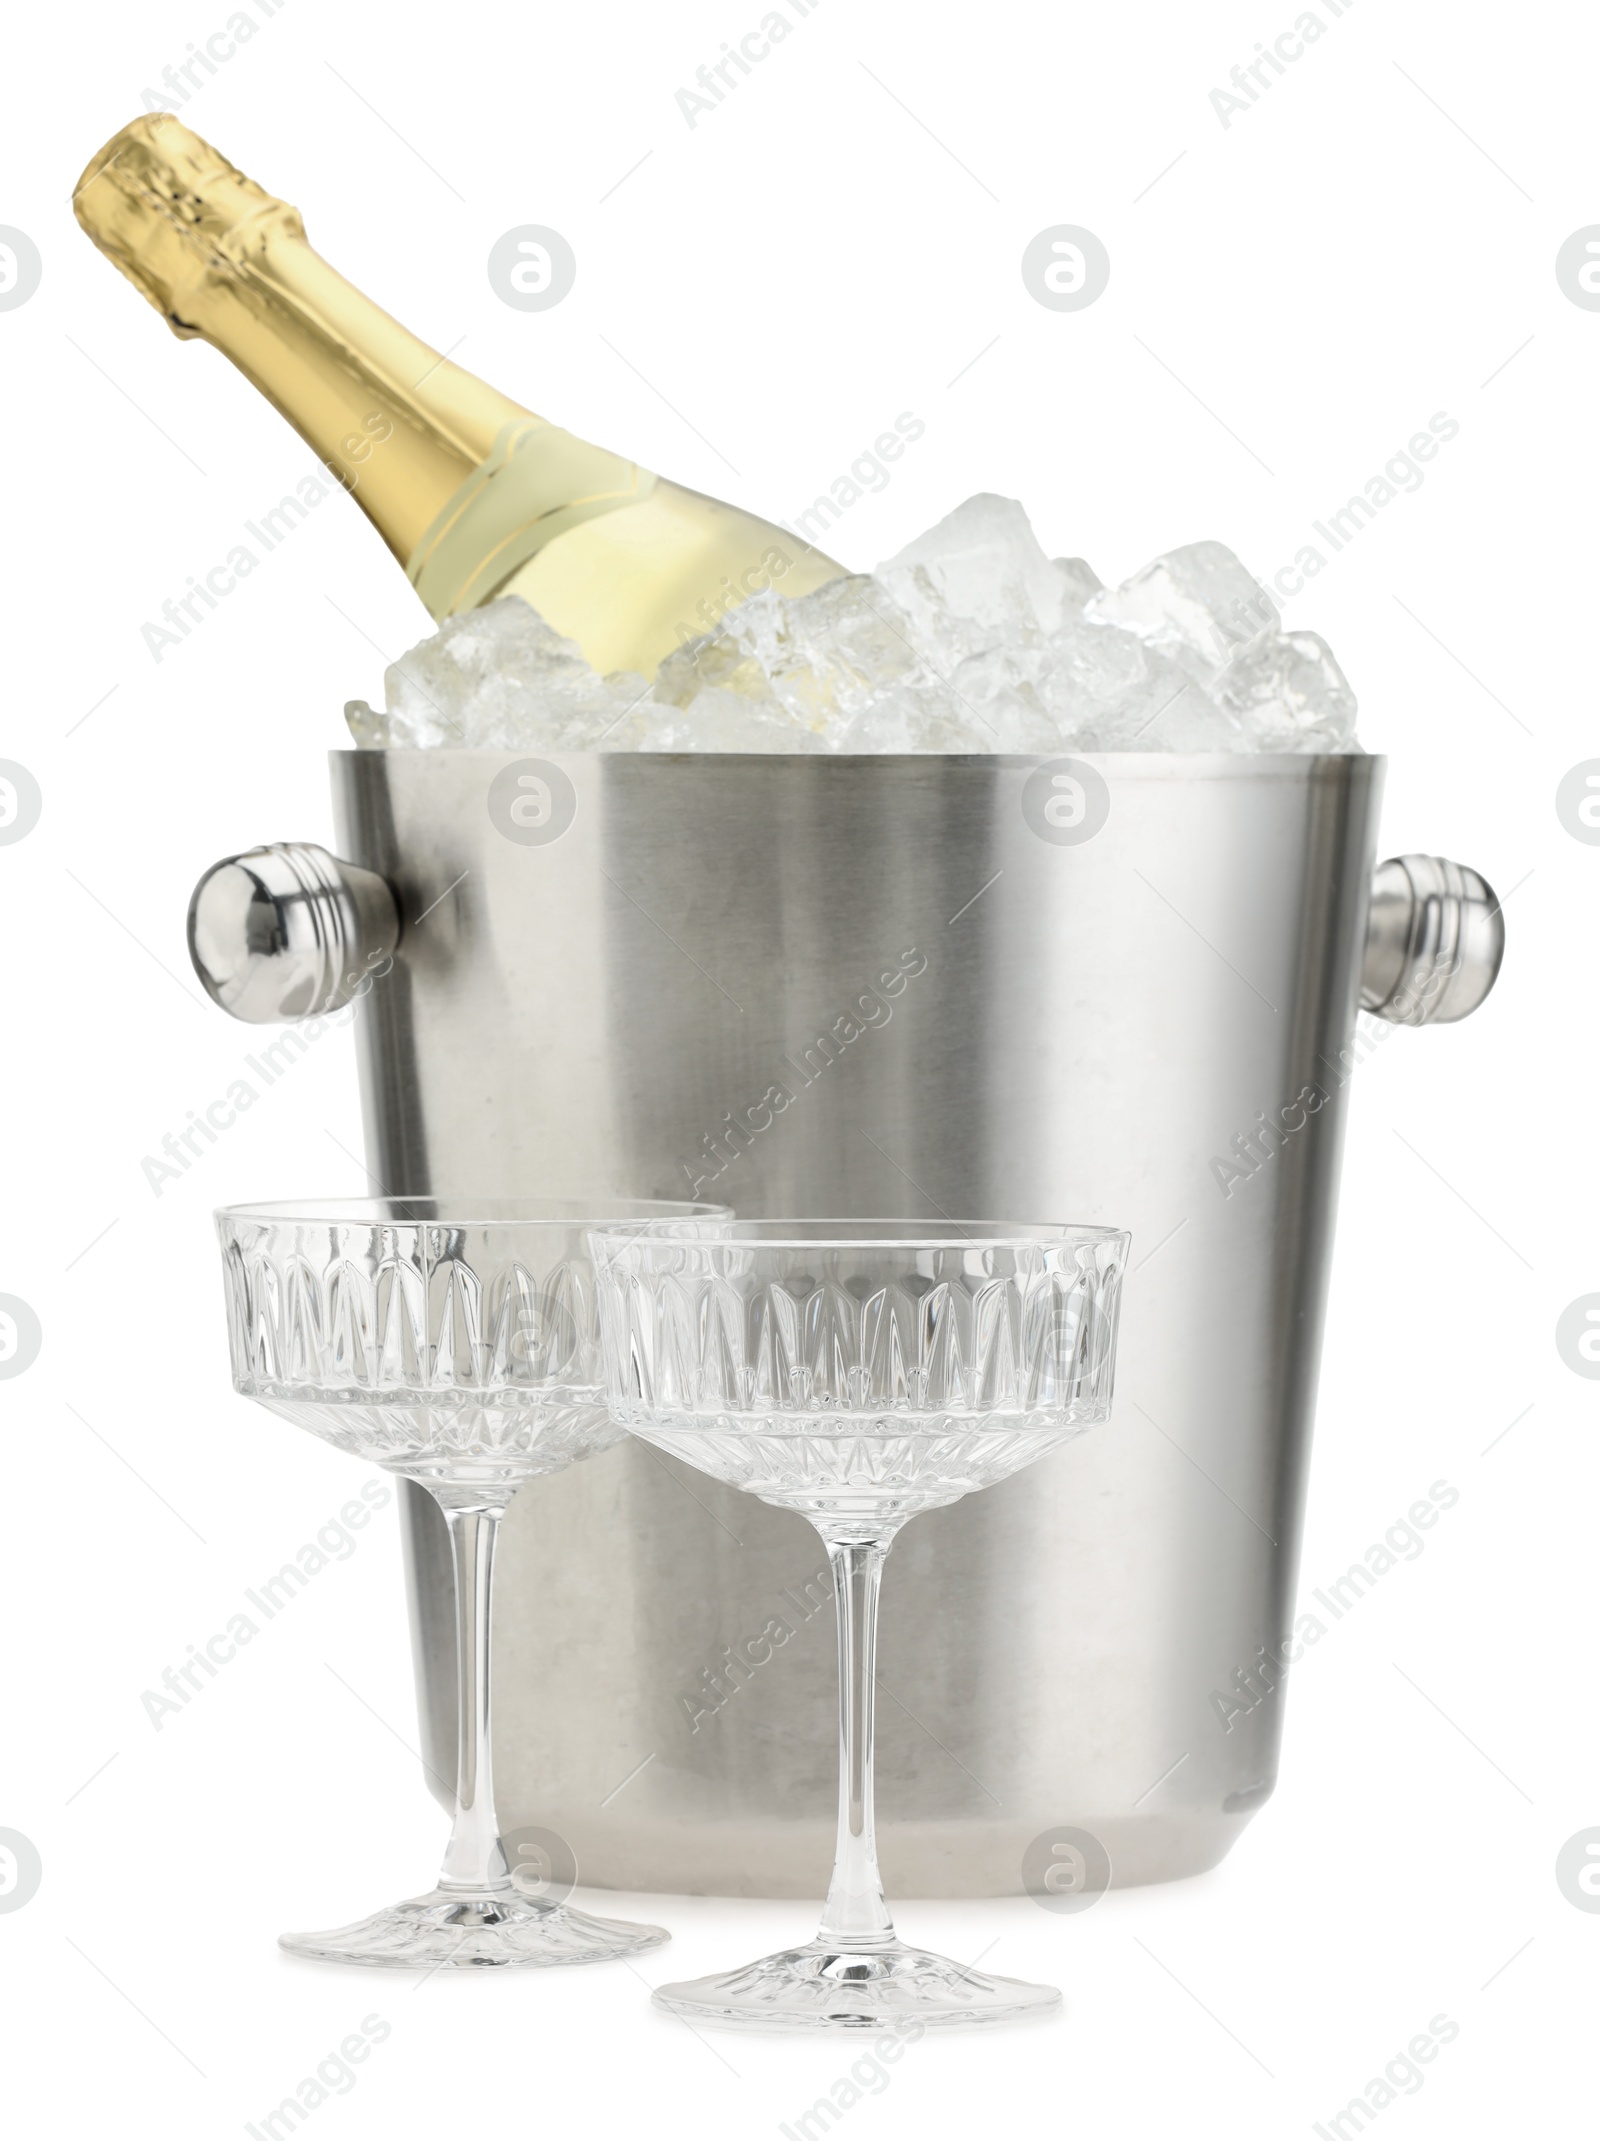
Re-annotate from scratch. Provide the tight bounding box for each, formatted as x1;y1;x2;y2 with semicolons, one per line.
189;752;1502;1894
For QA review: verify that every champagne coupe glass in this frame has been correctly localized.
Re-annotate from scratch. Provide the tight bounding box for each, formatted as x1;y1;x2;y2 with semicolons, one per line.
593;1218;1129;2032
216;1196;726;1970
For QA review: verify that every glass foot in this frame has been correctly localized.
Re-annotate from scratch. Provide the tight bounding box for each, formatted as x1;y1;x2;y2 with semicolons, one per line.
652;1937;1061;2032
279;1885;669;1970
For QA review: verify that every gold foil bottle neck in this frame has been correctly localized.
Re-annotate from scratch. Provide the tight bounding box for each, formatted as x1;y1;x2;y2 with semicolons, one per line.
74;114;305;334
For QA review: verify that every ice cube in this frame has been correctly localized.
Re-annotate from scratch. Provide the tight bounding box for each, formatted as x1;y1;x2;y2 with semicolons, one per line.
1209;629;1358;751
876;494;1066;668
1051;557;1103;609
657;579;930;739
1076;668;1248;752
344;697;392;748
1085;541;1278;682
1040;615;1151;715
653;592;787;710
347;596;649;751
943;646;1064;754
829;683;994;754
773;578;931;727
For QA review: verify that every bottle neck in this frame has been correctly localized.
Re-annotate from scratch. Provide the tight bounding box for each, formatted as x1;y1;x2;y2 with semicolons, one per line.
179;230;535;567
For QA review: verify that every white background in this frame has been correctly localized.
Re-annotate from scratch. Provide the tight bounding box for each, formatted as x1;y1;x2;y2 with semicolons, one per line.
0;1;1590;2134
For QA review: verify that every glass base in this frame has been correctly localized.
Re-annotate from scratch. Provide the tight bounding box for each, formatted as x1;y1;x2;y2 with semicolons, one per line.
279;1885;669;1970
652;1937;1061;2032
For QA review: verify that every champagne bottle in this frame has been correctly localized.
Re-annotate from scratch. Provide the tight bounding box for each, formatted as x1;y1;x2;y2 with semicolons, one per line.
73;115;844;676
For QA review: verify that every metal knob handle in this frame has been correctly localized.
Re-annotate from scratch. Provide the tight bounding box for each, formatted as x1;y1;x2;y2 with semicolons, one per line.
1361;854;1504;1026
187;842;400;1024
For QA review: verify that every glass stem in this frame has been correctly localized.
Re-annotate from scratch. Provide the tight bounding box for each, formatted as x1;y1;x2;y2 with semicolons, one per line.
815;1530;897;1951
436;1498;511;1894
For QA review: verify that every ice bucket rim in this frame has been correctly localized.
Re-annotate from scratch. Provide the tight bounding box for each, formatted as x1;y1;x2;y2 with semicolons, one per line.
330;749;1385;780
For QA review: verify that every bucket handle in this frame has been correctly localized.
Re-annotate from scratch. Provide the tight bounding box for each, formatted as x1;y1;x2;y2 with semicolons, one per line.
187;842;399;1024
1361;854;1504;1026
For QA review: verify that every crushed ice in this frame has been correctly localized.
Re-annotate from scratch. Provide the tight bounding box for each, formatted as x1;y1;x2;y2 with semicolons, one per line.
347;494;1358;754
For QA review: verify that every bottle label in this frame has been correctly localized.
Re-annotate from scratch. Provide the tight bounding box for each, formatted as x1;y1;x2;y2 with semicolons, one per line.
408;421;657;618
